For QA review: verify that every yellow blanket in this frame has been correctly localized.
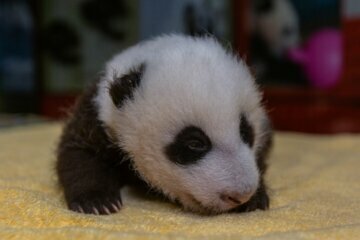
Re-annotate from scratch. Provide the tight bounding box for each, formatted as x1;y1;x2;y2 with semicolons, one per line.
0;123;359;239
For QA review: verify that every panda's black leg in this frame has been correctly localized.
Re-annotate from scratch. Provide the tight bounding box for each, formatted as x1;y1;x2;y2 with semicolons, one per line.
233;180;269;213
57;147;126;215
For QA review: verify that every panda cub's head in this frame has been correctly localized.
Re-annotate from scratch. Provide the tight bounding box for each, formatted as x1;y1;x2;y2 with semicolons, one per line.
96;35;269;214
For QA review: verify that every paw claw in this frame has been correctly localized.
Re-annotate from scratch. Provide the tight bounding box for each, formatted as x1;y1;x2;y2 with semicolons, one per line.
68;191;123;215
92;206;99;215
103;206;111;215
78;206;84;213
111;203;119;212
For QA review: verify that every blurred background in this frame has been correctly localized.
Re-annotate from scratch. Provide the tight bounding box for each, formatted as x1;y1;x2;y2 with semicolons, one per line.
0;0;359;133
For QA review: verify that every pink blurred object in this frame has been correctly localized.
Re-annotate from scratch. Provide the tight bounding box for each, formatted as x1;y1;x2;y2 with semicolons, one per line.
287;29;343;89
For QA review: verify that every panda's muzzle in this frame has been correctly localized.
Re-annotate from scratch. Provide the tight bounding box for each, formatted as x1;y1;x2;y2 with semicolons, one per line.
219;191;253;206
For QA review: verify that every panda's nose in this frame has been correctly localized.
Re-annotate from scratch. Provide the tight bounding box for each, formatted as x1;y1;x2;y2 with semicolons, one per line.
219;191;252;206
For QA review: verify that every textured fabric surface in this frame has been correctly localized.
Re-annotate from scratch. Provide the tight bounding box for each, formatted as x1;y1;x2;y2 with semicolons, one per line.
0;123;359;239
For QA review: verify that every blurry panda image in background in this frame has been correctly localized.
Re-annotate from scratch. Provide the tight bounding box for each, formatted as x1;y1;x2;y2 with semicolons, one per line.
250;0;306;86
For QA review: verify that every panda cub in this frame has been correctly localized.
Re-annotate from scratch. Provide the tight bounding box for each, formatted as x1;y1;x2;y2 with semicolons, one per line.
56;34;273;215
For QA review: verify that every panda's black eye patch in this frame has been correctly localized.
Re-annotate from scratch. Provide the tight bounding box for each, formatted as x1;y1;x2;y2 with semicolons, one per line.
165;126;212;165
109;63;144;108
240;114;255;147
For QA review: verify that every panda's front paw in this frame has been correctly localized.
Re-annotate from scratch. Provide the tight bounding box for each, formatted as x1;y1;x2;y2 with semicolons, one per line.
233;188;269;213
68;191;122;215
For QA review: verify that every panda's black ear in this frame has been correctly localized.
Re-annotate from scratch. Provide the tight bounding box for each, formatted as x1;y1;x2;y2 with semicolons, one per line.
109;64;145;108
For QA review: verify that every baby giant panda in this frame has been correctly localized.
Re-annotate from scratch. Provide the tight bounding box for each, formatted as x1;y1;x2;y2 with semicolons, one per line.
56;35;272;215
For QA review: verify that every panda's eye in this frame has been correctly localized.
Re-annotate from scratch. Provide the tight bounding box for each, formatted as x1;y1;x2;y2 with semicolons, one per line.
185;139;207;152
165;126;212;165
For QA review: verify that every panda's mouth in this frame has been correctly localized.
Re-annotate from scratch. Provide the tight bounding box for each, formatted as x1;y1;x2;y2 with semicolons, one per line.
180;193;239;215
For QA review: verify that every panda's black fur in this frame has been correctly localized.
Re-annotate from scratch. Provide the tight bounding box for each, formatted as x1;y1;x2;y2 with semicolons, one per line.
56;35;273;215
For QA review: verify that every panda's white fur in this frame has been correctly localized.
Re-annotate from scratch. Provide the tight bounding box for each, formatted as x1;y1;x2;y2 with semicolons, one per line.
94;35;269;213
